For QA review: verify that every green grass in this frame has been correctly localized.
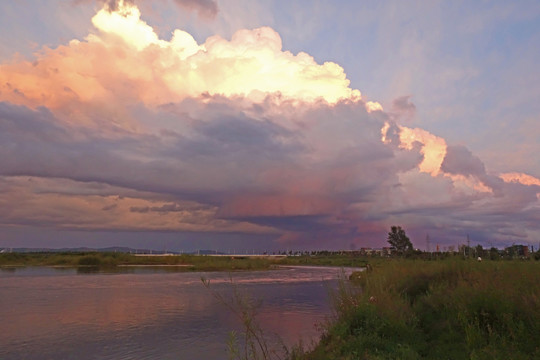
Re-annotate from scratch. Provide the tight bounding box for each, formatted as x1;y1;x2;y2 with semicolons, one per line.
0;252;370;271
0;252;279;271
275;255;369;268
299;259;540;360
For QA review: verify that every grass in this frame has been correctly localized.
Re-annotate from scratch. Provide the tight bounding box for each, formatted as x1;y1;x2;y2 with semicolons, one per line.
202;276;289;360
276;254;368;268
299;259;540;360
0;252;276;271
0;252;369;271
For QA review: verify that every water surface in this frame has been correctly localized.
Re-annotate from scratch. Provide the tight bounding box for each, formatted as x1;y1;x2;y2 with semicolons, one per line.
0;266;353;360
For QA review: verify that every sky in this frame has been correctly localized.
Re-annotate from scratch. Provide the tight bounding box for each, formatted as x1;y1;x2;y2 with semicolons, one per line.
0;0;539;252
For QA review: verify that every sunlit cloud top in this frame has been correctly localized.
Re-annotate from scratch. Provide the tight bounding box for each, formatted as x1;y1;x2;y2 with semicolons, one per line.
1;0;361;118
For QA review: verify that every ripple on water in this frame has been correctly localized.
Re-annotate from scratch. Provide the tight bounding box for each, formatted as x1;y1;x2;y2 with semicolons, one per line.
0;266;353;360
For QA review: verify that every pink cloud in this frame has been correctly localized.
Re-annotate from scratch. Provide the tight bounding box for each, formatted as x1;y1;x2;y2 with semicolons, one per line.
500;172;540;187
0;0;361;123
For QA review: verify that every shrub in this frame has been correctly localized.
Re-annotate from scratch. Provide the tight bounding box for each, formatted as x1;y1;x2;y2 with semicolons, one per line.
78;255;102;266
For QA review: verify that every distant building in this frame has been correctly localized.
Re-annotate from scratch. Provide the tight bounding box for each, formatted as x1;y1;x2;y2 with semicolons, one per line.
504;244;530;258
358;247;391;256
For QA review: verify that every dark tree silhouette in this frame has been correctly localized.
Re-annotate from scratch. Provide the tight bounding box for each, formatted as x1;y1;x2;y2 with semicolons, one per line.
387;226;413;255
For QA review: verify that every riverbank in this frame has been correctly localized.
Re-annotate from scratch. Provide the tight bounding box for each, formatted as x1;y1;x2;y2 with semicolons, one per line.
0;252;369;272
0;252;270;271
295;259;540;359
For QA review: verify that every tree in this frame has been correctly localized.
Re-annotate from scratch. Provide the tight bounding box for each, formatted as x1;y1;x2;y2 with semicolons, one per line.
489;247;500;260
475;244;484;258
387;226;413;255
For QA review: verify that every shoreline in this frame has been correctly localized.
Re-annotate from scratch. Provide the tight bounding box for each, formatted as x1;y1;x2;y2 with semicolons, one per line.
0;252;369;270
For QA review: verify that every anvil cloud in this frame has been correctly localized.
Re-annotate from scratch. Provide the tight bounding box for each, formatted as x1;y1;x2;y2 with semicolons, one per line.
0;1;539;250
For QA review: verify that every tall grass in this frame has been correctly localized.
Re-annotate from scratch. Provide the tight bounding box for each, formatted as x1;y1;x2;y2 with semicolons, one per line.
202;277;290;360
276;255;368;268
303;259;540;359
0;252;371;271
0;252;275;271
0;251;138;267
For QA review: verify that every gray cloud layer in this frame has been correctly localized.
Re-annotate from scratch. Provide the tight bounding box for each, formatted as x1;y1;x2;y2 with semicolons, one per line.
1;96;539;249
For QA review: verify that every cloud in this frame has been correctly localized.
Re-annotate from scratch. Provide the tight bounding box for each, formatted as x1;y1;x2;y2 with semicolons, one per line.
102;203;118;211
0;0;361;120
500;172;540;187
130;206;150;213
72;0;218;20
173;0;218;20
397;126;447;176
0;176;273;233
441;145;486;177
393;95;416;113
0;2;539;249
391;95;416;121
97;0;136;12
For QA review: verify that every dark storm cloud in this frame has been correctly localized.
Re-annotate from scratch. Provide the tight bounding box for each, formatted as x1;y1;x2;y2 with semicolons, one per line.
71;0;134;11
392;95;416;114
3;96;540;247
2;95;540;248
441;145;486;177
102;203;118;211
0;99;303;200
71;0;218;19
0;98;385;231
130;206;150;213
173;0;218;19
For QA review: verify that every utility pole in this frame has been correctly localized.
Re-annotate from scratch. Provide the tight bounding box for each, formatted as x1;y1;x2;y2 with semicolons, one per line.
467;234;470;258
426;234;431;253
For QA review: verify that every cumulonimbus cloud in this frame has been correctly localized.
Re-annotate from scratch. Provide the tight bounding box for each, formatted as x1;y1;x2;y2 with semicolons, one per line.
0;1;538;248
1;0;364;115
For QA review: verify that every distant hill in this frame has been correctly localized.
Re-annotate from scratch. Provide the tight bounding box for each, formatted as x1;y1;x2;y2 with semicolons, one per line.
1;247;174;254
0;247;227;255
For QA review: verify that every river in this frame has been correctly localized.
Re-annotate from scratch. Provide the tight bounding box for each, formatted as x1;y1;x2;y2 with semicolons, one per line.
0;266;355;360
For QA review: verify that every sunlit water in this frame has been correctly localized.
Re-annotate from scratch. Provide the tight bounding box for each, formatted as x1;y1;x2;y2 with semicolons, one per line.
0;266;357;360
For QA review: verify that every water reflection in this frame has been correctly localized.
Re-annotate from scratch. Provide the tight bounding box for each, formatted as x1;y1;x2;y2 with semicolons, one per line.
0;266;354;360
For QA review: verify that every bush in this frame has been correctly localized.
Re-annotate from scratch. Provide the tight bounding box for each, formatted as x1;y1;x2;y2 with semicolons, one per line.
78;255;102;266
